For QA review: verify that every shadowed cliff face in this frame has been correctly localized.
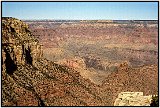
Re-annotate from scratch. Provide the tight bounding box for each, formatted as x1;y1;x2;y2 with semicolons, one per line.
25;47;33;65
2;18;158;106
4;48;17;75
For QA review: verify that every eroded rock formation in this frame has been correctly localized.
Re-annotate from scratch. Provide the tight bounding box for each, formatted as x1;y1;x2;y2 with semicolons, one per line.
2;17;104;106
114;92;152;106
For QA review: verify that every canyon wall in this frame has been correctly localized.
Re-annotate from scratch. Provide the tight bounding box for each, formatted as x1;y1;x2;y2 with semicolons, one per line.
2;18;158;106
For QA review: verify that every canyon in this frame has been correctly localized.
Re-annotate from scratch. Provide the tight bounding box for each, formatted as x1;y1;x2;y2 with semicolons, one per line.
2;17;158;106
25;19;158;85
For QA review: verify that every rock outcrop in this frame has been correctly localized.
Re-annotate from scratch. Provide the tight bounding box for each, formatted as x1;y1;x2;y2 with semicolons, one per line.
2;17;104;106
114;92;152;106
2;17;43;67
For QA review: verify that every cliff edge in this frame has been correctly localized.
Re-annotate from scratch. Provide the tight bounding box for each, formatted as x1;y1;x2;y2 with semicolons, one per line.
2;17;104;106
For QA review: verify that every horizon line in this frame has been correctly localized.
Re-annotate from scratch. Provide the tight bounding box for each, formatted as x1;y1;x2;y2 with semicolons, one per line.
2;17;158;21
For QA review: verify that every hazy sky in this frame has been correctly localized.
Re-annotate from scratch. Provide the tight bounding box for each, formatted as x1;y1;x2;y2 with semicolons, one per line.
2;2;158;20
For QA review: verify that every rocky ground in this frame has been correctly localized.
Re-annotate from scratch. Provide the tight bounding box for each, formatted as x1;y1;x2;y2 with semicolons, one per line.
2;17;158;106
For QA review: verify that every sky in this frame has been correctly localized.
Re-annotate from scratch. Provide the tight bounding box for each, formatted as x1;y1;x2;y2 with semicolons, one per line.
2;2;158;20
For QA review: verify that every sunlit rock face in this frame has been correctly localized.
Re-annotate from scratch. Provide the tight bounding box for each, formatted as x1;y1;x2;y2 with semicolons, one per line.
114;92;152;106
2;17;106;106
2;17;43;68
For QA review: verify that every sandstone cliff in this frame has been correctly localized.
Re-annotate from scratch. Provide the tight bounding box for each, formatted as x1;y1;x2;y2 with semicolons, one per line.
2;17;43;67
2;17;104;106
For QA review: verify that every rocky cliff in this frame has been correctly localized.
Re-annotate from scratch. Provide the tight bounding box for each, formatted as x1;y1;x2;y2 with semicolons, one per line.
2;17;43;67
2;17;105;106
2;17;158;106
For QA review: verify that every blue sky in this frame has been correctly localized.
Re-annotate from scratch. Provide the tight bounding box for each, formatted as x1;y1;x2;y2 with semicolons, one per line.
2;2;158;20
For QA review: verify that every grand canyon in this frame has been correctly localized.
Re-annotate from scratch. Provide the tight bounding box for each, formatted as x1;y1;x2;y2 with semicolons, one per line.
2;17;158;106
25;19;158;85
